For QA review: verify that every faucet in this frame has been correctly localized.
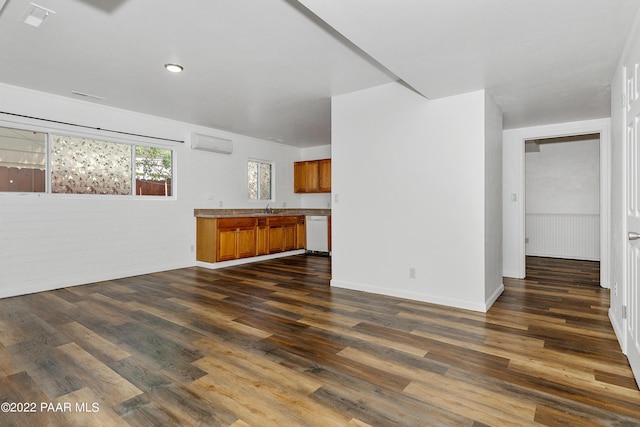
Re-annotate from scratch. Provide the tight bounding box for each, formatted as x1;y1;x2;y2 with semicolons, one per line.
265;204;272;214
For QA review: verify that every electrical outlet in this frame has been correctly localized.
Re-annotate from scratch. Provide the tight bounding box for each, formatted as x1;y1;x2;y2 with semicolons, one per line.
409;267;416;279
219;201;223;207
190;245;195;252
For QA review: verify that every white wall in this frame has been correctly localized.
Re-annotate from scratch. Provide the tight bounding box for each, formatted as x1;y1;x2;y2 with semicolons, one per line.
0;83;316;298
331;82;502;312
503;118;611;280
525;139;600;214
484;93;504;303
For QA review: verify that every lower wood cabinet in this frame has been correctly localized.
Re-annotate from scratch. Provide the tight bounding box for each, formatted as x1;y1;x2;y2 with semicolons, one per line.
216;217;258;262
196;215;305;263
268;216;298;253
296;216;306;250
256;218;269;256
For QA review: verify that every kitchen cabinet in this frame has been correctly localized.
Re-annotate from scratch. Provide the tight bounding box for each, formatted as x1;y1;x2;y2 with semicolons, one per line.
318;159;331;193
256;217;269;256
296;216;306;250
196;217;217;263
294;159;330;193
268;216;297;253
216;217;257;262
196;215;306;263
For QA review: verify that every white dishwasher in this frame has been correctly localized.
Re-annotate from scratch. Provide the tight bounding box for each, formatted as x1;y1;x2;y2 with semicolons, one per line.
305;215;329;253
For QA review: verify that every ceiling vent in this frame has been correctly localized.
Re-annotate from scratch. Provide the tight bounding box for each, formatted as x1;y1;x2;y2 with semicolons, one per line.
23;3;55;28
191;133;233;154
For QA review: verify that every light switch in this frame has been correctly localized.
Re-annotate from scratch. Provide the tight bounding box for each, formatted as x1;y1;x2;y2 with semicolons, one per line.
511;193;517;202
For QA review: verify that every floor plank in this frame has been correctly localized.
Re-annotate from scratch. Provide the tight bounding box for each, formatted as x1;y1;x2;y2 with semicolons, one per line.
0;254;638;426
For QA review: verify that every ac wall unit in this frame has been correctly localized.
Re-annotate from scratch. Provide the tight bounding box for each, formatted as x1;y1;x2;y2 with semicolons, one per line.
191;133;233;154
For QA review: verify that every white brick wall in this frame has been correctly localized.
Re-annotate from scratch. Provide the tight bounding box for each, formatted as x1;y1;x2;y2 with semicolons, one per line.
0;83;311;298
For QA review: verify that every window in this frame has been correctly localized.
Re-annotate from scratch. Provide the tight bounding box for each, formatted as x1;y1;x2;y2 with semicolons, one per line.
51;134;132;194
135;146;173;196
0;125;174;197
248;160;272;200
0;126;46;192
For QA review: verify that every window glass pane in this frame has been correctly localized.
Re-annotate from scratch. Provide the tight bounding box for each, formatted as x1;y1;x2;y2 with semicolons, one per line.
51;135;132;195
248;160;272;200
260;162;271;200
135;146;173;196
0;126;46;192
248;161;258;199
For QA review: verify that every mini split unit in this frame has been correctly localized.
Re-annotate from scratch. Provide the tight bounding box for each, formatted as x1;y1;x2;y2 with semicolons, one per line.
191;133;233;154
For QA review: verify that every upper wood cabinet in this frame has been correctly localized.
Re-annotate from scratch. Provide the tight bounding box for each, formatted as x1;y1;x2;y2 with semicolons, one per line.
294;159;331;193
318;159;331;193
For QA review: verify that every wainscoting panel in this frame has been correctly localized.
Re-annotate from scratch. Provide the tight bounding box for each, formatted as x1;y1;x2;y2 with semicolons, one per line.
526;213;600;260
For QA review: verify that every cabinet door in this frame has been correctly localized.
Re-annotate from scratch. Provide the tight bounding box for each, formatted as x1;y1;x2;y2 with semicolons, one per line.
294;162;306;193
217;229;238;261
296;217;305;250
256;225;269;255
294;161;319;193
269;226;283;253
305;161;319;192
283;224;296;251
318;159;331;192
237;228;256;259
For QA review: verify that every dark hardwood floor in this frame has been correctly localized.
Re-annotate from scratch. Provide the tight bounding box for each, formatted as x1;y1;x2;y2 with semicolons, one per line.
0;255;638;426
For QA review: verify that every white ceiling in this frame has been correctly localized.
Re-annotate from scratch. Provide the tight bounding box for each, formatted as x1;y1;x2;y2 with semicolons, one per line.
0;0;637;147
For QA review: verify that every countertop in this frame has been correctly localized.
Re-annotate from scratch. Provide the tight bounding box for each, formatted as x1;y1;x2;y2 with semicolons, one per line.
194;208;331;218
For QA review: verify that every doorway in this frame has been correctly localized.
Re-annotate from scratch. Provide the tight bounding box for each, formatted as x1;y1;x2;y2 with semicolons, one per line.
502;118;611;287
524;133;601;277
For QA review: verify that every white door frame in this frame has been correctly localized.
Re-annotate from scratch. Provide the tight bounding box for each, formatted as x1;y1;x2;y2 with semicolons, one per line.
513;118;611;287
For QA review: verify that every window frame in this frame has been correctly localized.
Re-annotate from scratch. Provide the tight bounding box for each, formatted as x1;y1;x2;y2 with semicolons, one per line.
0;121;176;199
247;158;274;202
0;124;48;193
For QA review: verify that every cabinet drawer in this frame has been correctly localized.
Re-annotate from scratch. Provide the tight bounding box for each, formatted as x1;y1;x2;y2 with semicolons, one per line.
267;216;298;226
217;217;257;228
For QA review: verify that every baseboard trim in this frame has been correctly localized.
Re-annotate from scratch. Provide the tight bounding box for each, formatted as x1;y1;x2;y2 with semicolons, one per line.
195;250;306;270
330;279;490;312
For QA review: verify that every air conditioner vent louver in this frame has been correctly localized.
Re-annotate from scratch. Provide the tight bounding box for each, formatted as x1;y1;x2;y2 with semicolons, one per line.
191;133;233;154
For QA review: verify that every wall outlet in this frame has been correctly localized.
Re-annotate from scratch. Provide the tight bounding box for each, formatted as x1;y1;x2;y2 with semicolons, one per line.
614;281;618;296
525;237;529;244
190;245;195;252
409;267;416;279
219;201;223;207
282;201;287;207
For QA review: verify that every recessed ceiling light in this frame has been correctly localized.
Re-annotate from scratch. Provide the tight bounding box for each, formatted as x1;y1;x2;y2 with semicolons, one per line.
164;63;184;73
